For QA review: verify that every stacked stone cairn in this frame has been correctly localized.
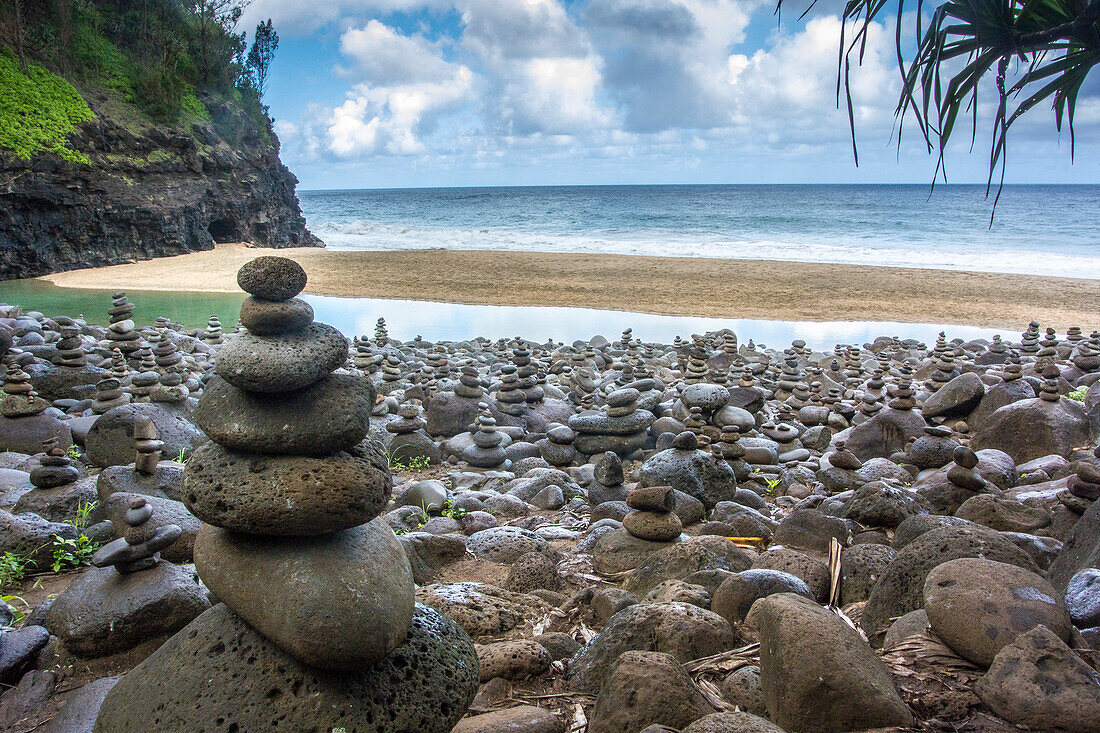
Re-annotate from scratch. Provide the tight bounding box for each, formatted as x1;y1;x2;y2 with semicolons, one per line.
107;293;142;356
94;257;479;731
623;484;682;541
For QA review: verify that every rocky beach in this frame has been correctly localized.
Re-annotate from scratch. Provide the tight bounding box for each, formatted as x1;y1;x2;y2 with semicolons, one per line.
0;254;1098;732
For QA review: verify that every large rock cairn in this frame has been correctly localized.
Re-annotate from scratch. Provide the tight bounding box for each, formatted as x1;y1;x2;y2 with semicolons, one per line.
94;257;479;732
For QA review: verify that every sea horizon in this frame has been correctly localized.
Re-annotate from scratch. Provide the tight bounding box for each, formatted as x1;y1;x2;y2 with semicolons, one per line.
297;183;1100;280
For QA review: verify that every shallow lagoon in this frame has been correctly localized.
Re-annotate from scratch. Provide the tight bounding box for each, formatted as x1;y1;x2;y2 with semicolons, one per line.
1;279;1003;350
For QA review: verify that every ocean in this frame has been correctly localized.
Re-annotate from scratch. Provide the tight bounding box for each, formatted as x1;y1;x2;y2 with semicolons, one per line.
300;184;1100;279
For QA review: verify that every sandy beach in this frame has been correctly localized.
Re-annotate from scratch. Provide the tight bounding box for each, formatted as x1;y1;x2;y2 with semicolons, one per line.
38;243;1100;330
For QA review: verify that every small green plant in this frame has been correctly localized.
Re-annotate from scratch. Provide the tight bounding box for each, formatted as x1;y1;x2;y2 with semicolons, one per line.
439;500;467;520
384;447;431;473
392;527;408;536
68;500;97;533
50;534;99;573
2;595;29;626
66;445;82;461
757;475;782;495
1067;388;1088;402
0;553;32;590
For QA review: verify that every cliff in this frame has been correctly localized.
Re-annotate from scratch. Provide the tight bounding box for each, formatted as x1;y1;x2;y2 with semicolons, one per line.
1;92;321;280
0;0;321;281
0;80;321;281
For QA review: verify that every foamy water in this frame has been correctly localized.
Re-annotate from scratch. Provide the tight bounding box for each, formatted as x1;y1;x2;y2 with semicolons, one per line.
300;184;1100;279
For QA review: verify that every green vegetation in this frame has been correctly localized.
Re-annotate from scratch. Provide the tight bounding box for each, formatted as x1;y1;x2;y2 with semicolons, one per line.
1067;387;1089;402
779;0;1100;215
0;552;33;591
0;49;95;162
0;0;281;160
52;499;99;572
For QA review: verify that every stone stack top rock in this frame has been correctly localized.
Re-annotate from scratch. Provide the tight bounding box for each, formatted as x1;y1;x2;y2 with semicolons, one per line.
236;256;307;301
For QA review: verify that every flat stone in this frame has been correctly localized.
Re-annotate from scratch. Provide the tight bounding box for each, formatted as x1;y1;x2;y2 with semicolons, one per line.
453;705;564;733
45;562;210;658
239;296;313;335
183;438;390;535
194;517;414;671
215;323;349;393
195;373;374;456
236;256;307;301
42;676;118;733
92;602;479;733
623;510;682;541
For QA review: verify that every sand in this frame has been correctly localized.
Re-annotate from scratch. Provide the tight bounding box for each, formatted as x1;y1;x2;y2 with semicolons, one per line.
39;243;1100;330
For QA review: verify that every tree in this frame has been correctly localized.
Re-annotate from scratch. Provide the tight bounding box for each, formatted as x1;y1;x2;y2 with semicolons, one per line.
190;0;249;85
781;0;1100;209
246;18;277;97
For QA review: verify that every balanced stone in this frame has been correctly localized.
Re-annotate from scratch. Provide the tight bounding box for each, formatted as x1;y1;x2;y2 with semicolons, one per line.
195;373;374;456
194;517;415;670
239;296;314;335
215;323;349;393
236;256;307;301
92;496;182;573
183;439;390;535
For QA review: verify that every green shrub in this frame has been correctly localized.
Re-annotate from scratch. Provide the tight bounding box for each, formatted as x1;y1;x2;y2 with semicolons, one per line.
0;50;95;163
181;88;210;120
72;21;134;99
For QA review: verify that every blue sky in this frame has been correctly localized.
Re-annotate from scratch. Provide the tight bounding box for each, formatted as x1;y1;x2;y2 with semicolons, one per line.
242;0;1100;190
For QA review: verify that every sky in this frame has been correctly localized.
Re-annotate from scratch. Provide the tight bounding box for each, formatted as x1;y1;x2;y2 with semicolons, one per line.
240;0;1100;190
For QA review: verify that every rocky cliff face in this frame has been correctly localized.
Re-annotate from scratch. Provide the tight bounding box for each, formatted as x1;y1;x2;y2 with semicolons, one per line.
0;96;321;281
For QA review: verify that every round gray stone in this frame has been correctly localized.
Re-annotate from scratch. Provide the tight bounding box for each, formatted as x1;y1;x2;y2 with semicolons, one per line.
195;374;374;456
215;323;349;393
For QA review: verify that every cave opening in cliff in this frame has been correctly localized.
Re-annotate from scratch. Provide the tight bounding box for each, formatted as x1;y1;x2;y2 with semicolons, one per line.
208;218;239;243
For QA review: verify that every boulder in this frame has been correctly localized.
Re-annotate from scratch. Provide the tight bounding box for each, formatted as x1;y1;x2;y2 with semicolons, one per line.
92;602;479;733
747;593;912;732
588;651;713;733
567;602;736;694
923;557;1072;667
974;625;1100;733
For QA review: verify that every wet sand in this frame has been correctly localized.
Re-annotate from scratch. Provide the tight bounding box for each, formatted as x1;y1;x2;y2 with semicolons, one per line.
38;243;1100;330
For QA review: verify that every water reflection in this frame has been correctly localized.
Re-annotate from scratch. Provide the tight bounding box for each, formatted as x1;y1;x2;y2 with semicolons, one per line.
1;279;1004;351
304;295;1002;349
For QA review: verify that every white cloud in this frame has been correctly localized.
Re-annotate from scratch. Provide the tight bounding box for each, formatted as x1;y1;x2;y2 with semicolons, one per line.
338;20;458;84
726;16;899;146
326;22;475;156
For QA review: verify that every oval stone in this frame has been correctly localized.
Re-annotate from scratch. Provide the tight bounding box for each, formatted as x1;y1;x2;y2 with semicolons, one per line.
236;256;307;301
194;518;414;671
215;323;349;393
195;373;374;456
182;439;390;535
239;296;314;335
